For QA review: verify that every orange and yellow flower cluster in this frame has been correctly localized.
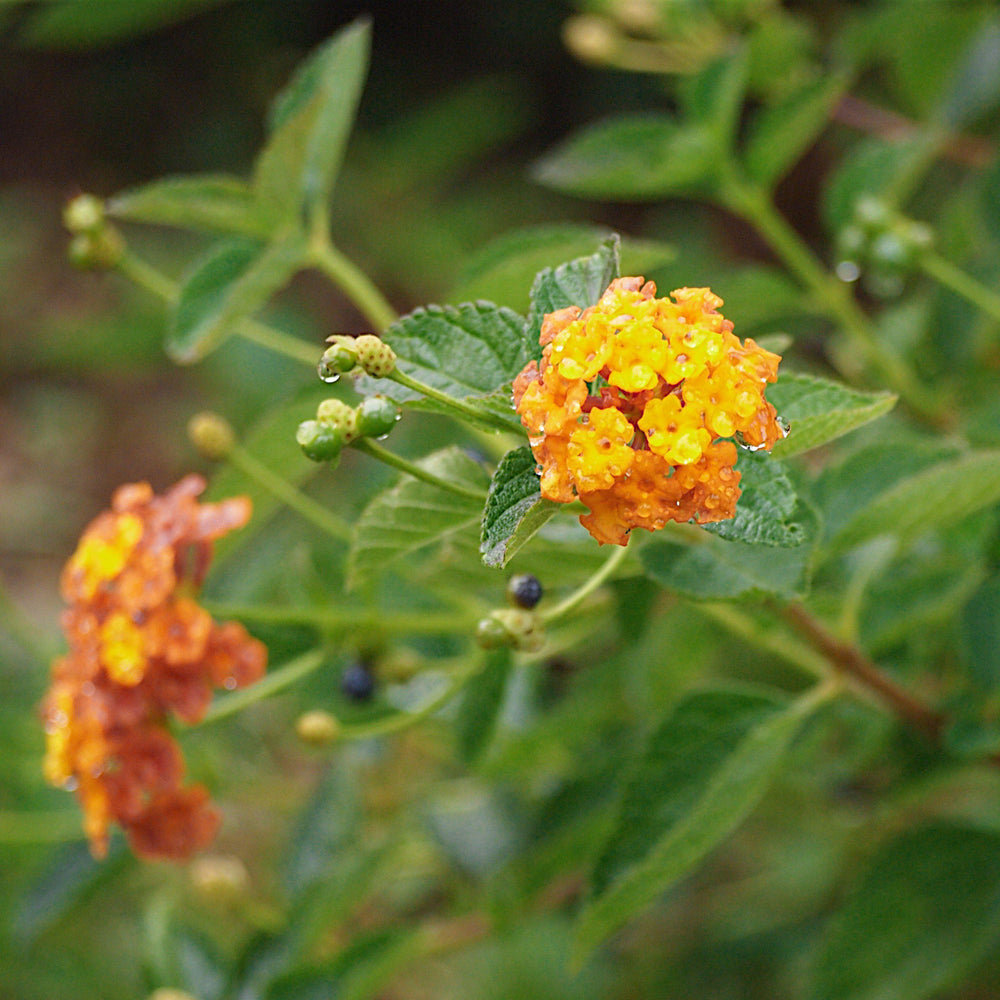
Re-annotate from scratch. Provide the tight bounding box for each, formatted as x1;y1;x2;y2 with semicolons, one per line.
514;277;783;545
42;476;266;860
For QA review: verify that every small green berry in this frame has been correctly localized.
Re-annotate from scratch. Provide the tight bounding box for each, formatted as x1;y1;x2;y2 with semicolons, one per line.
187;412;236;460
356;395;401;438
318;337;360;381
296;419;346;463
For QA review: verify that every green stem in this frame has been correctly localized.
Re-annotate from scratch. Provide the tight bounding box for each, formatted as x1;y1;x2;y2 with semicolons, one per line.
720;179;946;424
388;367;519;433
201;648;326;724
307;237;398;333
204;601;472;635
352;438;489;502
696;602;832;680
116;250;318;367
920;251;1000;325
541;540;631;624
229;445;352;542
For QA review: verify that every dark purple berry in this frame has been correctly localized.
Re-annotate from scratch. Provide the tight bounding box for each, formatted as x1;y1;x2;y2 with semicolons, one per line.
507;573;543;610
340;660;376;701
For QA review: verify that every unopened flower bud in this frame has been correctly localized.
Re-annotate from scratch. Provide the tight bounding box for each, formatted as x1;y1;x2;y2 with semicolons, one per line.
188;854;250;904
475;608;545;652
563;15;620;64
63;194;105;234
354;334;397;377
319;336;360;381
188;412;236;460
296;709;341;745
296;419;346;463
316;398;359;441
67;227;124;270
854;195;891;233
356;395;401;439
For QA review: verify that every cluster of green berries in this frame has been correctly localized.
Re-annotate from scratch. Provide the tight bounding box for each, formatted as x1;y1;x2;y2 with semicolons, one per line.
476;574;546;652
836;196;934;297
319;334;397;381
64;193;125;270
297;393;401;465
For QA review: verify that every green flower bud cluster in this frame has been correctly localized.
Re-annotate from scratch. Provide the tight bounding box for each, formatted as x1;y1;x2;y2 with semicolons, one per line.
297;394;401;464
836;196;935;298
475;608;545;653
64;193;125;270
318;334;397;382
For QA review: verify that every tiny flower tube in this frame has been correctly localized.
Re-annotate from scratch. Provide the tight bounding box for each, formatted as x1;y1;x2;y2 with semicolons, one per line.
514;277;783;546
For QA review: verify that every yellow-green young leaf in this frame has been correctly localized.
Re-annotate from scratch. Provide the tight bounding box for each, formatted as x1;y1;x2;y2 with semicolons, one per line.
525;236;620;349
573;684;828;965
743;72;848;189
810;825;1000;1000
347;448;491;589
253;18;371;225
532;116;717;202
481;446;561;568
769;373;897;458
167;236;304;363
828;449;1000;555
107;174;274;237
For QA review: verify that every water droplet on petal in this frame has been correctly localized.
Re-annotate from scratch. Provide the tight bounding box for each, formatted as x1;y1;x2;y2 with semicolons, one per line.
224;676;237;690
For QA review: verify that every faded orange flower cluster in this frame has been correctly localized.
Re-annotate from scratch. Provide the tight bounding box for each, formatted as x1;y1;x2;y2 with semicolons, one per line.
42;475;266;860
514;277;783;545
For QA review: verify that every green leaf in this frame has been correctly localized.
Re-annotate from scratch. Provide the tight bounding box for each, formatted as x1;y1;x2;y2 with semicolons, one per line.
574;684;826;964
107;174;274;237
640;499;818;601
828;449;1000;555
455;649;513;763
810;824;1000;1000
961;574;1000;691
525;236;620;349
743;73;847;189
404;386;526;434
936;16;1000;129
714;265;808;332
481;446;561;568
348;447;492;588
532;115;717;201
253;18;371;224
360;301;531;404
167;236;304;363
679;51;747;154
768;373;897;458
703;450;805;547
448;224;674;312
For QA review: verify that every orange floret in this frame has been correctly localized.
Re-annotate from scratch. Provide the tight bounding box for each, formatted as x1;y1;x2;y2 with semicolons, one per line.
41;475;266;860
514;278;783;545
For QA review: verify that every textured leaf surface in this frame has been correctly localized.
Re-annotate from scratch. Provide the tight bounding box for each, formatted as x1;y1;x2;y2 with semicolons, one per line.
533;116;716;201
574;685;823;963
481;446;560;567
828;449;1000;554
810;825;1000;1000
253;18;370;223
348;448;491;588
361;301;531;405
641;500;818;601
768;373;897;458
744;73;847;188
167;237;304;363
525;237;619;349
107;174;273;237
704;450;805;547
